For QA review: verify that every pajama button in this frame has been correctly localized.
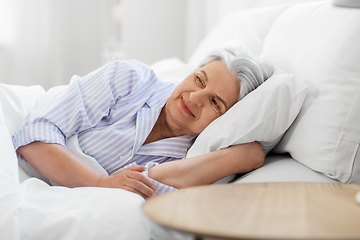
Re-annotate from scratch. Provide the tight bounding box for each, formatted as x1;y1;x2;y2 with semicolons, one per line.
119;156;124;161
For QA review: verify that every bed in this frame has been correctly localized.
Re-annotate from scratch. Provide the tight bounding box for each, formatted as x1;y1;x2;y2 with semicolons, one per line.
1;1;360;239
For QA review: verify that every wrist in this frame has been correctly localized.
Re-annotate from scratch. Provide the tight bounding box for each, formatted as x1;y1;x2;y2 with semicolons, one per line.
95;174;109;188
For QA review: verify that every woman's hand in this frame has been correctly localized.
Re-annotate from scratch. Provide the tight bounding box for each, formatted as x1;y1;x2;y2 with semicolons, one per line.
97;165;157;199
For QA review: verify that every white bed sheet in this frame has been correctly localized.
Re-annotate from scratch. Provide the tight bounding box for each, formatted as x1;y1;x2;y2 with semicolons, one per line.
235;154;338;184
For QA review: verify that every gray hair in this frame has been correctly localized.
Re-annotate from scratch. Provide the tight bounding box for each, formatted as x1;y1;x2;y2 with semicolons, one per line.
200;44;274;100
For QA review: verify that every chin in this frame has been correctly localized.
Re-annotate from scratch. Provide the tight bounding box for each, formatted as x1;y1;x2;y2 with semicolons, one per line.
166;99;205;136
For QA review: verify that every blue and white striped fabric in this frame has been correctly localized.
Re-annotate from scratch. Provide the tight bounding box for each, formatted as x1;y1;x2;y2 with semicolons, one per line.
13;60;193;194
124;161;178;194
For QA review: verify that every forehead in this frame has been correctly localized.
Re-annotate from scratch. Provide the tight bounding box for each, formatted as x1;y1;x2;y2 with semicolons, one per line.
199;61;240;109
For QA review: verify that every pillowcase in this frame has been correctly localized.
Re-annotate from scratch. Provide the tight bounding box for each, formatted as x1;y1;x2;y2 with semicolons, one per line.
187;5;288;65
150;57;195;84
0;83;45;136
0;103;20;239
186;68;308;158
261;1;360;183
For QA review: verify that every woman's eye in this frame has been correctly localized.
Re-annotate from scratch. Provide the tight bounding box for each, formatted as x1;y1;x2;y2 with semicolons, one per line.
196;76;204;86
212;99;220;109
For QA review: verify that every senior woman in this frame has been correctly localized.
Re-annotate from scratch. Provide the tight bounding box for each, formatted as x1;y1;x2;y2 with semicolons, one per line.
13;44;273;199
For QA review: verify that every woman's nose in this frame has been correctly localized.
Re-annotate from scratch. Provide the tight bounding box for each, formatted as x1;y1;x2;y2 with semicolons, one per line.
189;91;204;107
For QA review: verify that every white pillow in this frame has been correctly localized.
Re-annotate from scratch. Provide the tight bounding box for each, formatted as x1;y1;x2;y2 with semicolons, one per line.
187;5;288;65
0;103;20;239
260;1;360;183
186;69;308;158
151;57;195;84
0;83;45;136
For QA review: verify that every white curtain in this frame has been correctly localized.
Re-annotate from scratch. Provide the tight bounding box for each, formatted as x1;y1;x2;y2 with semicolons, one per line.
0;0;119;90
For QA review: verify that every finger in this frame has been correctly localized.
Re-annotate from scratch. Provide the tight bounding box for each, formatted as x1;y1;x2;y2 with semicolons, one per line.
122;186;148;199
126;165;146;172
124;178;156;198
111;168;157;197
127;170;157;191
110;171;156;198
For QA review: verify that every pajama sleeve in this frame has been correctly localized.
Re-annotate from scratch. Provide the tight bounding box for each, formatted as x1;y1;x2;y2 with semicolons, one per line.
124;162;178;195
12;60;159;150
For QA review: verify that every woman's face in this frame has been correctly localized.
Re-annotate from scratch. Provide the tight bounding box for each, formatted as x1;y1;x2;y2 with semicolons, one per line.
164;60;240;136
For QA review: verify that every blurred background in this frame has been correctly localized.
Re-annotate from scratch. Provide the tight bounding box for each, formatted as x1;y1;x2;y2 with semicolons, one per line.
0;0;322;89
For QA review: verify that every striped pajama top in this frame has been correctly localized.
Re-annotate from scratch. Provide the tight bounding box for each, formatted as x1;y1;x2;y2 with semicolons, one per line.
12;60;193;194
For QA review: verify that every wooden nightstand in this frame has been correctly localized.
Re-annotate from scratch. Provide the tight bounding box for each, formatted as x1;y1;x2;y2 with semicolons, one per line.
143;182;360;239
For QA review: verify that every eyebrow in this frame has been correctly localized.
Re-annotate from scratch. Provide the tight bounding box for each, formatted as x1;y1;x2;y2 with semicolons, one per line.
201;70;228;111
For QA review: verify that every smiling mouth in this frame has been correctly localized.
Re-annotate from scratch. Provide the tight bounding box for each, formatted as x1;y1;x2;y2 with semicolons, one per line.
180;97;195;117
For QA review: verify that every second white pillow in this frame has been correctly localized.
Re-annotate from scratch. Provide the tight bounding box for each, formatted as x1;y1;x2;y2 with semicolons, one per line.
186;69;308;158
